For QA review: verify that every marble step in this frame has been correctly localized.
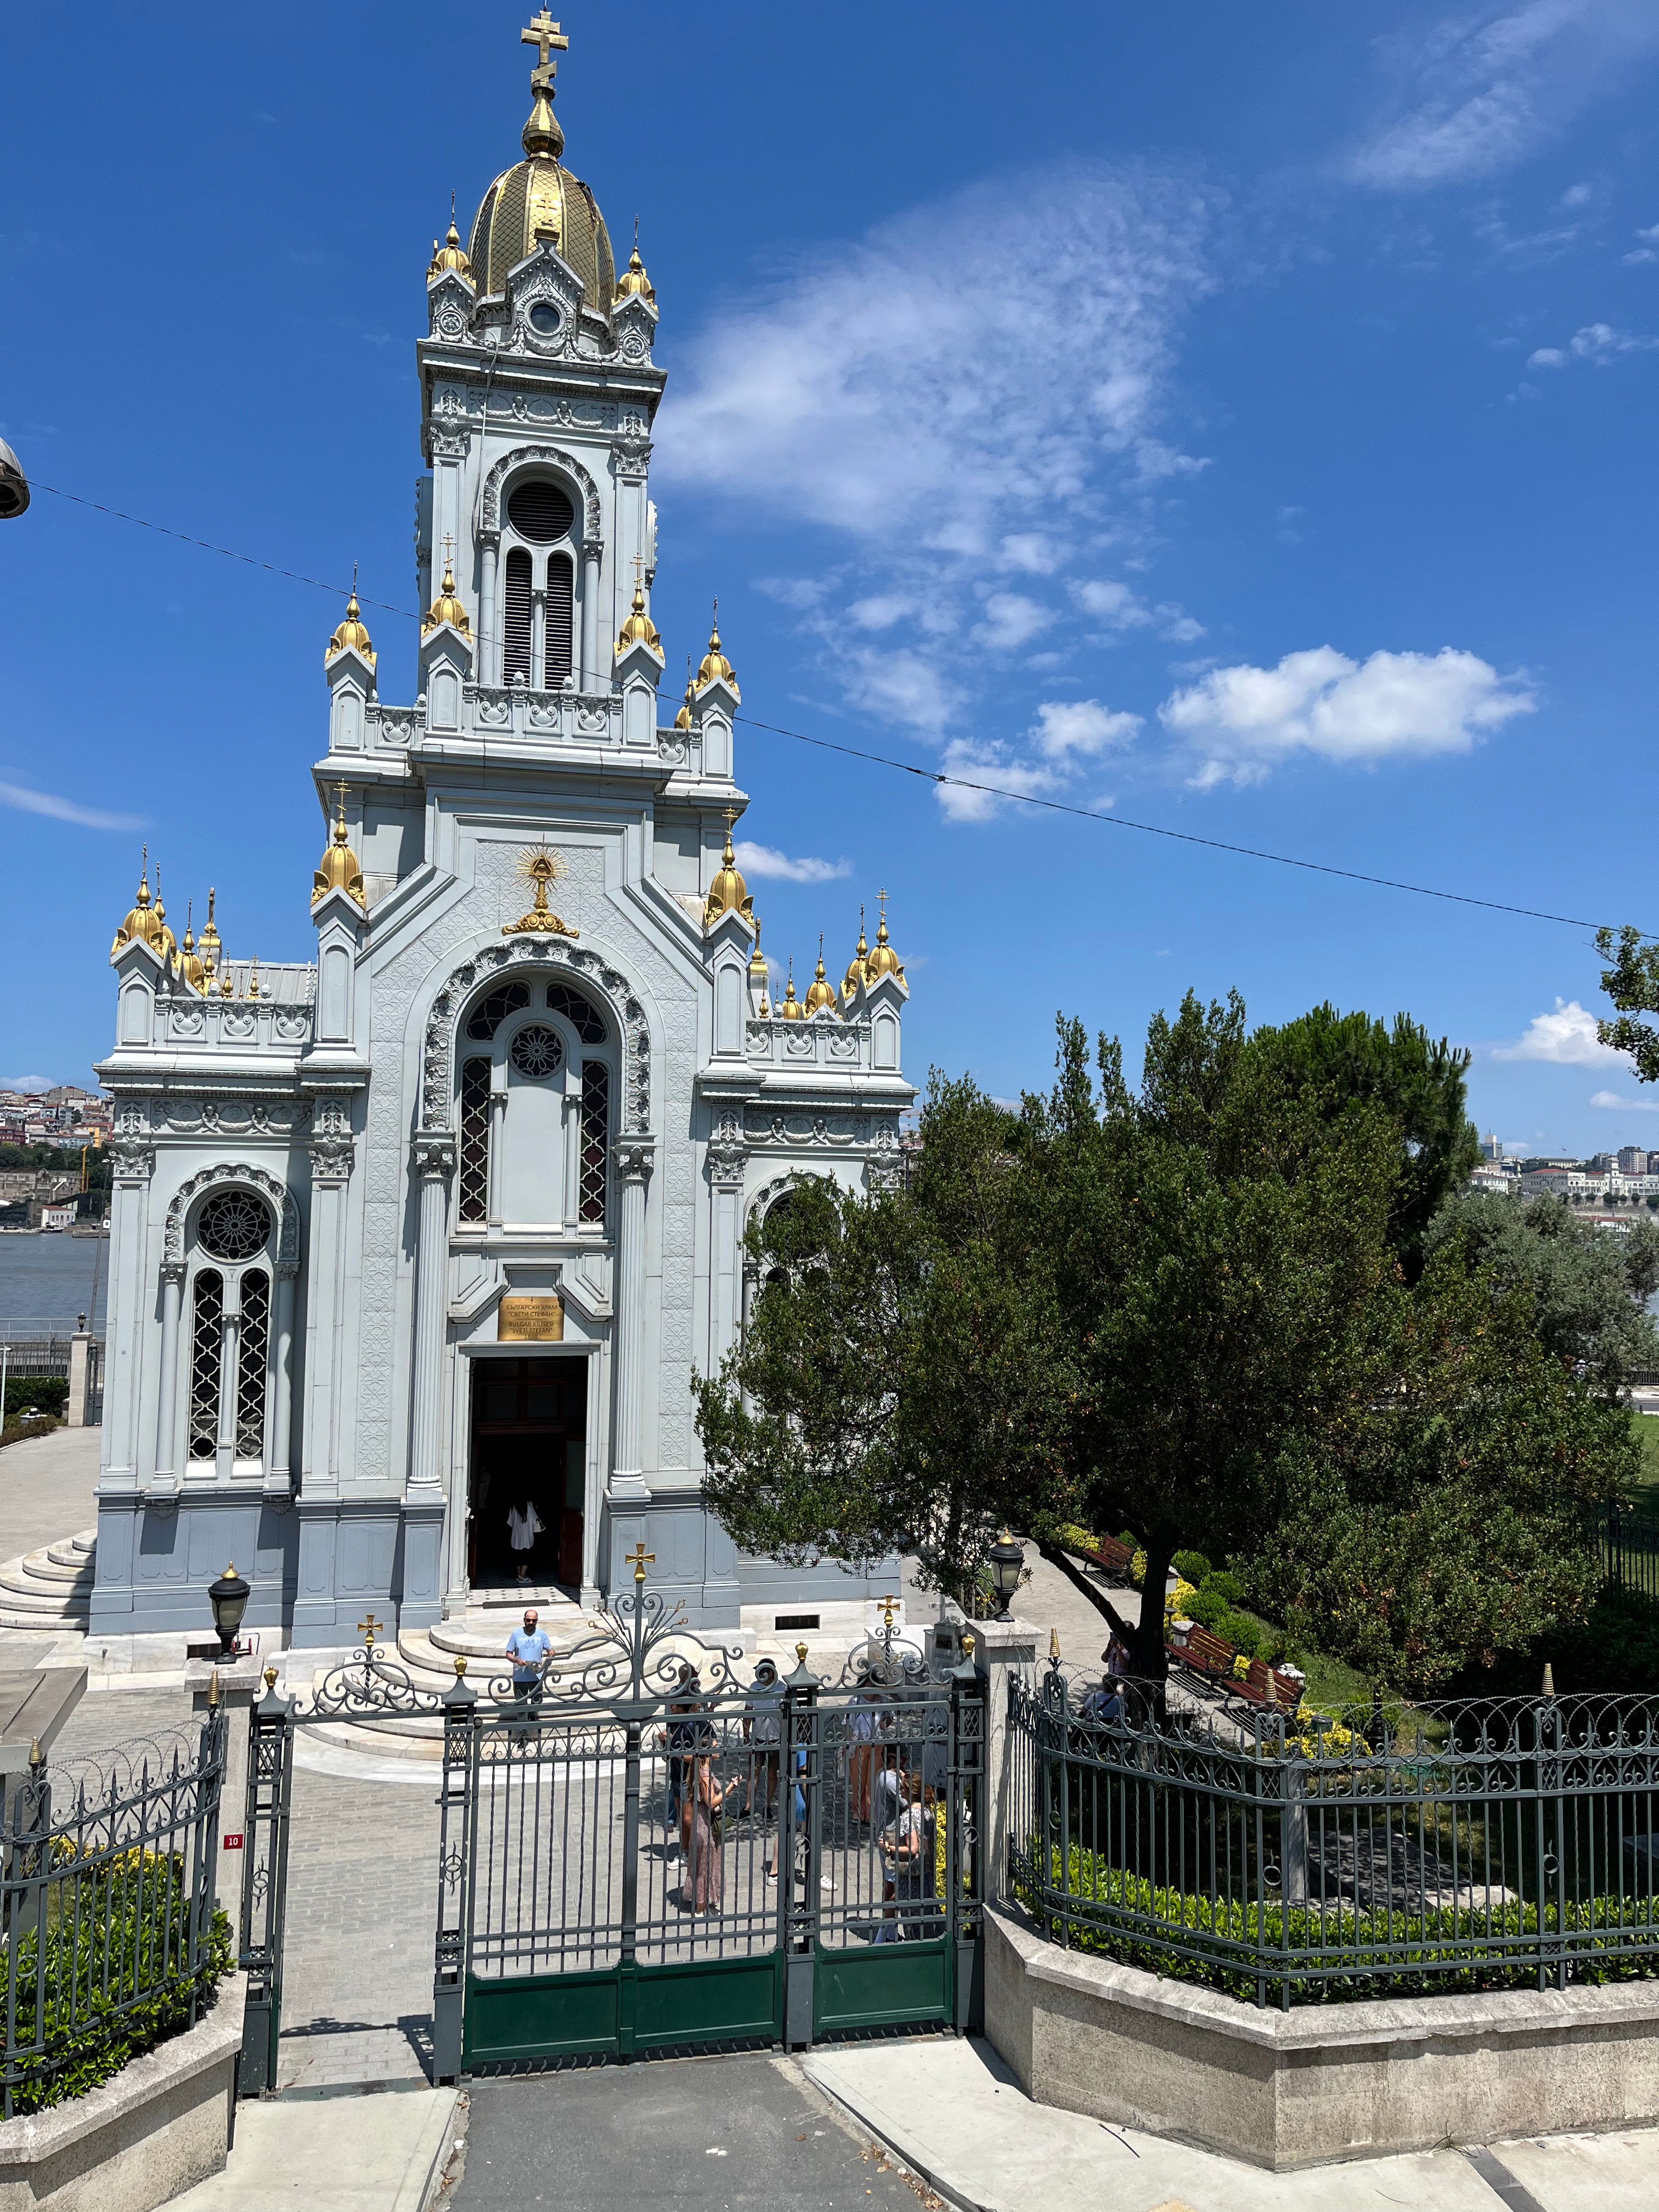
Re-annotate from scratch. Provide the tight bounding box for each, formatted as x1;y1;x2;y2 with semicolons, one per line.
47;1531;96;1570
2;1548;94;1595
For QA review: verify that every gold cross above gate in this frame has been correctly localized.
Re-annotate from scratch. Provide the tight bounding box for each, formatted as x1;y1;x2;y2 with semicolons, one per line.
358;1614;383;1649
624;1543;654;1585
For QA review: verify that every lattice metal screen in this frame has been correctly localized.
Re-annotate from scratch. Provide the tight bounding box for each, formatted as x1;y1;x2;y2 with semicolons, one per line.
503;549;532;683
235;1269;270;1462
579;1063;609;1227
459;1059;490;1223
188;1270;223;1459
467;983;531;1041
547;982;605;1042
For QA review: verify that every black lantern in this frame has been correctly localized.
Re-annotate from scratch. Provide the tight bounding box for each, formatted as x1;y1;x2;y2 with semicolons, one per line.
988;1528;1025;1619
207;1561;251;1658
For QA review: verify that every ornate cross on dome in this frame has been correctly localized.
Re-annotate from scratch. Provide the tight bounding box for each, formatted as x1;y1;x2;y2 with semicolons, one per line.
521;9;568;89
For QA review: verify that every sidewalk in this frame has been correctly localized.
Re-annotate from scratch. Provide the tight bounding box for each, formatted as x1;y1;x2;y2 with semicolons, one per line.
166;2083;460;2212
804;2035;1659;2212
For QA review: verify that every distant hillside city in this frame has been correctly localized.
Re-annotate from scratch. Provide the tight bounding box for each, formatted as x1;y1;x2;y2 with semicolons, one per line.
1472;1135;1659;1225
0;1086;111;1228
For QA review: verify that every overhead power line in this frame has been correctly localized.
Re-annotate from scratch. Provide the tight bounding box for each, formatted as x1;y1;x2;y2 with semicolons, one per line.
28;475;1649;941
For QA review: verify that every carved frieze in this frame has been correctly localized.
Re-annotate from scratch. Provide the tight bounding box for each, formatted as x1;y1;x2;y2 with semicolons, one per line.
153;1098;314;1137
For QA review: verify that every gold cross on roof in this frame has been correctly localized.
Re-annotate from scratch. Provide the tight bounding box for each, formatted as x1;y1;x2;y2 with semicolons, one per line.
521;9;568;89
624;1542;654;1585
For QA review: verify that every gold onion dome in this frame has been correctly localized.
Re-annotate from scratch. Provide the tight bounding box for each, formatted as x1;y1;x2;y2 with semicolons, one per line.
326;584;376;667
694;605;738;696
865;896;904;983
151;872;177;967
804;935;838;1017
843;910;870;1001
111;853;168;958
614;575;661;657
428;215;475;284
615;222;656;304
313;787;366;910
424;553;471;638
178;906;207;993
196;888;221;984
465;19;615;307
777;962;803;1021
703;821;754;930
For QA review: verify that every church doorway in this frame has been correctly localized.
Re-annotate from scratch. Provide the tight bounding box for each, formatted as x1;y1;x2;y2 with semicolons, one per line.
467;1356;587;1592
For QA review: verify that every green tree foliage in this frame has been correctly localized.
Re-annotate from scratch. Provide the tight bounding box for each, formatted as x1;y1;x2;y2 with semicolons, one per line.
693;1074;1073;1607
1423;1190;1659;1394
1596;925;1659;1081
1250;1002;1480;1277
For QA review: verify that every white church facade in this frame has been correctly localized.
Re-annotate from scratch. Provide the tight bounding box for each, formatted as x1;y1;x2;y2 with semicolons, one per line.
88;18;912;1645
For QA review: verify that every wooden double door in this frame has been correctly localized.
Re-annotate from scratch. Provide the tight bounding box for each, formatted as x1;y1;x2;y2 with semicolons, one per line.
468;1356;587;1589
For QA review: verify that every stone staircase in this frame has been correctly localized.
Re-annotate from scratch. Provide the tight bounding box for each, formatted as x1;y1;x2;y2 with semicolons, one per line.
0;1528;94;1633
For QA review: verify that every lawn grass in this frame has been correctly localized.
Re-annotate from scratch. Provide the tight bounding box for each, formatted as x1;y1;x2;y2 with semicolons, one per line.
1629;1410;1659;1506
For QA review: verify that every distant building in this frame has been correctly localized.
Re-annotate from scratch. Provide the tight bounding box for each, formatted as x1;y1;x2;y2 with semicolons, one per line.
37;1201;76;1231
1481;1131;1504;1161
1620;1147;1649;1175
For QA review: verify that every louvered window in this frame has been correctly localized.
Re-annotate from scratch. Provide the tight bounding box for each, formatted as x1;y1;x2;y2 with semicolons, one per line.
235;1269;270;1461
579;1062;610;1228
544;554;574;686
507;481;574;543
459;1057;491;1223
503;548;533;684
188;1270;223;1460
546;981;605;1043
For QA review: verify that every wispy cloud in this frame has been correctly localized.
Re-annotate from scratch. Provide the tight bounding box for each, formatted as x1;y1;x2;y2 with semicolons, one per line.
1590;1088;1659;1112
0;780;140;831
1527;321;1659;369
0;1076;58;1094
1160;646;1535;788
1496;1000;1629;1066
1348;1;1659;190
735;842;854;885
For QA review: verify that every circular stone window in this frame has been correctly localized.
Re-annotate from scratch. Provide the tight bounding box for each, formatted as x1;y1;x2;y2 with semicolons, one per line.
510;1024;564;1080
526;300;562;338
198;1190;272;1262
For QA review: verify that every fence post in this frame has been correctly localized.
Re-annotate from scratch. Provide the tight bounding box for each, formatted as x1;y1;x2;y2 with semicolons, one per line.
65;1330;90;1429
238;1672;295;2098
782;1646;817;2049
432;1667;477;2086
949;1645;985;2034
967;1614;1037;1907
617;1714;642;2060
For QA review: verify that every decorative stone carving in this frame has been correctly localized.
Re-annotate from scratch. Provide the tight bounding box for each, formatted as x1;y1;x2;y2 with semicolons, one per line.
706;1109;745;1186
479;443;603;544
155;1098;314;1136
163;1161;300;1266
410;1131;457;1182
618;1141;654;1184
112;1142;155;1181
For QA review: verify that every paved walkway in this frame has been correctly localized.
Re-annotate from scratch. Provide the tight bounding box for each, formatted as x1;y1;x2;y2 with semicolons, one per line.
168;2082;459;2211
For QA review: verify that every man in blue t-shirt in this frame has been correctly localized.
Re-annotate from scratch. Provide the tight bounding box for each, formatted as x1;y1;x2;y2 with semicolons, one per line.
506;1607;552;1701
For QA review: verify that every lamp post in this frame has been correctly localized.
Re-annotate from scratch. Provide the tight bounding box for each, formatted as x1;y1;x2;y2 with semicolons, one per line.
987;1528;1025;1620
207;1561;251;1658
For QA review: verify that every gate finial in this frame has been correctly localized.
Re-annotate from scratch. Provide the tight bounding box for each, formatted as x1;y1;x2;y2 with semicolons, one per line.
624;1542;655;1585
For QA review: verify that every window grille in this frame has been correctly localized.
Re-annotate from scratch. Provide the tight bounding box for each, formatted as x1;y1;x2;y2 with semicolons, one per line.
506;481;574;543
546;982;605;1043
188;1270;223;1459
198;1190;270;1262
544;553;574;686
579;1062;610;1227
235;1268;270;1462
466;981;531;1040
459;1058;490;1222
503;548;533;683
510;1024;563;1080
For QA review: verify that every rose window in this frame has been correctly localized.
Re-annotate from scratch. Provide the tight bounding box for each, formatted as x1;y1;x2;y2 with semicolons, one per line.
510;1024;564;1080
198;1190;271;1262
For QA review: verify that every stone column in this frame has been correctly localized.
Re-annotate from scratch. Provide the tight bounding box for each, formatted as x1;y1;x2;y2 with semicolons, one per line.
486;1087;507;1226
103;1138;154;1486
968;1614;1039;1906
66;1329;90;1429
151;1262;185;1484
216;1279;241;1479
267;1262;297;1496
579;542;602;692
531;584;546;688
479;538;499;687
608;1139;654;1501
408;1132;456;1496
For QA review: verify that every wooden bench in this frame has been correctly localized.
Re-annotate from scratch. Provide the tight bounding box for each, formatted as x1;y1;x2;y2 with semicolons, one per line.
1172;1620;1301;1708
1064;1531;1138;1583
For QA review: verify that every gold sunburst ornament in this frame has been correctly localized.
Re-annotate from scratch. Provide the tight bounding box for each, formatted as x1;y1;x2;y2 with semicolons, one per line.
503;845;579;939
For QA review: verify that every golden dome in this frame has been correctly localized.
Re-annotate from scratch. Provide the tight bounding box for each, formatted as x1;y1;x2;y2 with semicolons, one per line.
466;27;615;308
804;935;838;1017
615;221;656;305
428;214;475;285
614;574;662;657
777;962;803;1021
178;905;207;993
703;819;754;930
865;892;904;983
111;851;167;959
424;552;471;639
313;785;366;911
694;603;738;697
842;909;870;1002
326;583;375;667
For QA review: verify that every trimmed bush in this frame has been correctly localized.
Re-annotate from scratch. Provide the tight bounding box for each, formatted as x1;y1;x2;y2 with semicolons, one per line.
1203;1569;1245;1606
4;1377;68;1418
1172;1550;1212;1585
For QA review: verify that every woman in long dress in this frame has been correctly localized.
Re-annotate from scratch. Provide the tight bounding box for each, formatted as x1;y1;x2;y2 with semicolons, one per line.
682;1719;726;1914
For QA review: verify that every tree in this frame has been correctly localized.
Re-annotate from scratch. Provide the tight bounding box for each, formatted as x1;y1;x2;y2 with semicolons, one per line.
1249;1002;1481;1278
693;1074;1074;1608
1597;926;1659;1080
1422;1190;1659;1395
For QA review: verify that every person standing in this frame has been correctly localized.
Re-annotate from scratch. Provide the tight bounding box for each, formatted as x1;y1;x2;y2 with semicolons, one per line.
507;1495;544;1583
683;1705;726;1914
746;1658;783;1876
505;1607;552;1703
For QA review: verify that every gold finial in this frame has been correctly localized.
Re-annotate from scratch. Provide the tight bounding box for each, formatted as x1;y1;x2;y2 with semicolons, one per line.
263;1665;278;1689
151;866;178;967
112;846;169;958
427;194;476;285
749;911;769;981
520;9;569;161
795;1641;809;1665
693;598;738;696
702;807;754;932
1049;1627;1060;1662
247;955;261;1000
864;888;905;984
614;554;662;657
313;780;366;910
804;931;838;1017
219;948;234;997
615;216;657;306
674;654;696;732
503;844;579;939
961;1630;977;1660
842;906;870;1002
625;1541;655;1584
208;1668;220;1708
777;958;803;1021
424;537;471;639
327;566;376;666
455;1655;468;1678
179;899;207;992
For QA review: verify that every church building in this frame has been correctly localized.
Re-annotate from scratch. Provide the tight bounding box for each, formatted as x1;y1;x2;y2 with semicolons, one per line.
88;16;912;1645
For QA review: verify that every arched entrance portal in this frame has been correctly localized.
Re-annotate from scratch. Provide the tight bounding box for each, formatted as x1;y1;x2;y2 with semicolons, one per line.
467;1355;588;1591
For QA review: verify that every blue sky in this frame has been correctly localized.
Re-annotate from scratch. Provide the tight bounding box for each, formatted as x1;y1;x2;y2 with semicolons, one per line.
3;1;1658;1154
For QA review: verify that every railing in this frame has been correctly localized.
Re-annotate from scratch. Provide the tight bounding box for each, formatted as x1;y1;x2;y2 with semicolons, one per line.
1007;1665;1659;2011
0;1718;229;2116
1599;1501;1659;1604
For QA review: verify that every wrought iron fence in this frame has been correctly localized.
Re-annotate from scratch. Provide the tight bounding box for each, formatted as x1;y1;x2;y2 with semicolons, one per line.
0;1716;229;2116
1599;1500;1659;1605
1007;1662;1659;2010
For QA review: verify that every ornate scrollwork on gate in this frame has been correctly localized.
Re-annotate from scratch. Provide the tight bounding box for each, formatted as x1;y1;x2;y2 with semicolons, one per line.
837;1593;930;1689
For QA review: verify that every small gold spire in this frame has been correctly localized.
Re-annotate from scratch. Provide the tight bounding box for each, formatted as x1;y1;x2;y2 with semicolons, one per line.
198;887;219;992
614;555;662;656
693;599;738;696
313;782;367;910
179;900;207;992
614;216;656;304
326;568;376;666
702;808;753;931
749;912;769;980
152;868;178;967
777;960;803;1021
427;195;476;285
673;656;696;732
423;538;471;639
247;956;261;1001
112;848;168;958
219;947;234;997
804;932;838;1016
842;906;870;1002
864;889;905;983
520;9;569;162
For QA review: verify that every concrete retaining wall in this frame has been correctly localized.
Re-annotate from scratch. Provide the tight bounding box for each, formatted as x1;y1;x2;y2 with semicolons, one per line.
985;1904;1659;2170
0;1974;244;2212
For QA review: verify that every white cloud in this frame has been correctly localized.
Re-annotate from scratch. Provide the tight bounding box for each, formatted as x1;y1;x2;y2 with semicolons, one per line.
847;594;913;633
0;780;140;831
843;647;965;737
974;592;1056;652
999;534;1062;576
1527;346;1567;367
0;1076;58;1094
1348;1;1659;190
935;741;1062;824
1590;1088;1659;1112
1073;578;1205;642
1494;1000;1630;1066
735;842;854;885
1626;222;1659;264
1031;700;1143;759
1529;323;1659;370
1160;645;1535;788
